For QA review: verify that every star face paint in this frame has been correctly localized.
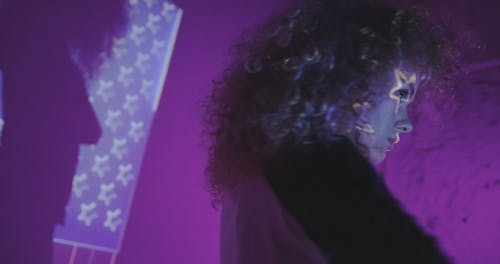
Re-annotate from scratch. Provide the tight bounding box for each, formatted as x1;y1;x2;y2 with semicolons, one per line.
355;67;428;164
390;68;417;114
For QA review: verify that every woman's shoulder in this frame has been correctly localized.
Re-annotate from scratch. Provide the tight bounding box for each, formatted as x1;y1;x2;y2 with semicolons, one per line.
220;176;329;264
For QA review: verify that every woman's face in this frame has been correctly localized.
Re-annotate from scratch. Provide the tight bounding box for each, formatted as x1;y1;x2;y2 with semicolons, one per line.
356;68;426;164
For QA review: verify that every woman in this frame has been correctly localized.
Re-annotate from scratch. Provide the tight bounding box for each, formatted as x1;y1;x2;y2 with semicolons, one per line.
202;0;462;263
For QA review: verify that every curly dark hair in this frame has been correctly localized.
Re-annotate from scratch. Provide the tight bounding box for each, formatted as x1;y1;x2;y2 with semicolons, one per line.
202;0;463;208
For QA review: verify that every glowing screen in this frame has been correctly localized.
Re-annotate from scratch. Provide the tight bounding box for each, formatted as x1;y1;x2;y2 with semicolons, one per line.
0;69;3;144
53;0;182;252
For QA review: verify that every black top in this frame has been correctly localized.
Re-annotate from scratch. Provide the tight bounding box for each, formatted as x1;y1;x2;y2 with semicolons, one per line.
265;137;450;264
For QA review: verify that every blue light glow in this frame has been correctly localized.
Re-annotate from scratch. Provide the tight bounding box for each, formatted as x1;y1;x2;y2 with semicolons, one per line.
0;69;3;145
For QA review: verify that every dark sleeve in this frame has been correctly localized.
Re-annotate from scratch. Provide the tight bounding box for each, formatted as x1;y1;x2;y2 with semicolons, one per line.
265;139;451;264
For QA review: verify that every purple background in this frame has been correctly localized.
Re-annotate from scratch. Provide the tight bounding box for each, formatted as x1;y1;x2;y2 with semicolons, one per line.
54;0;500;263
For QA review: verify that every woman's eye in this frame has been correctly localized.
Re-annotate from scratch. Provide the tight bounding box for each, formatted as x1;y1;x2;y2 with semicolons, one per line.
394;89;410;100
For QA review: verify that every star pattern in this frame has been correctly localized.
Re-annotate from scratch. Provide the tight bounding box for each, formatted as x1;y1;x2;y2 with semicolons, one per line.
96;80;114;103
146;13;161;35
117;66;134;87
110;138;128;160
73;173;90;198
130;24;146;47
150;40;166;59
135;52;151;73
116;164;134;186
161;2;176;22
55;0;181;251
104;109;123;132
128;121;145;142
97;182;117;206
140;79;155;99
103;209;123;232
91;155;111;178
77;202;99;226
144;0;157;8
112;45;128;60
123;94;140;116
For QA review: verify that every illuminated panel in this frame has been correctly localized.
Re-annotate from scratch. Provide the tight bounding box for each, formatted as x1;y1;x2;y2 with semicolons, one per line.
53;0;182;252
0;69;3;143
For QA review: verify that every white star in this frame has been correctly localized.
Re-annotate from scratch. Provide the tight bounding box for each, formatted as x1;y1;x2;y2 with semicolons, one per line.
129;24;146;47
161;2;176;22
97;182;117;206
116;163;134;187
96;79;114;103
134;52;151;73
103;209;123;232
140;79;154;99
146;13;161;35
117;66;134;87
77;202;99;226
123;94;140;116
143;0;157;8
110;138;128;160
72;173;90;198
104;109;123;132
91;155;111;178
128;121;145;142
150;39;166;59
112;45;127;60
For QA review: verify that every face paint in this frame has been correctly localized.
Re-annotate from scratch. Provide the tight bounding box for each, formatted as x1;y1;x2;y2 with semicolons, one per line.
389;68;417;114
354;67;427;164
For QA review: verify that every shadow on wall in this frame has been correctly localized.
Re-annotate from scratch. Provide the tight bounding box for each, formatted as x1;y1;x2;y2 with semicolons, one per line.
0;0;127;263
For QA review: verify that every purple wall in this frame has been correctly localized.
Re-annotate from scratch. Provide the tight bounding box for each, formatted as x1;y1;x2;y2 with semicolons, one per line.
383;66;500;263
